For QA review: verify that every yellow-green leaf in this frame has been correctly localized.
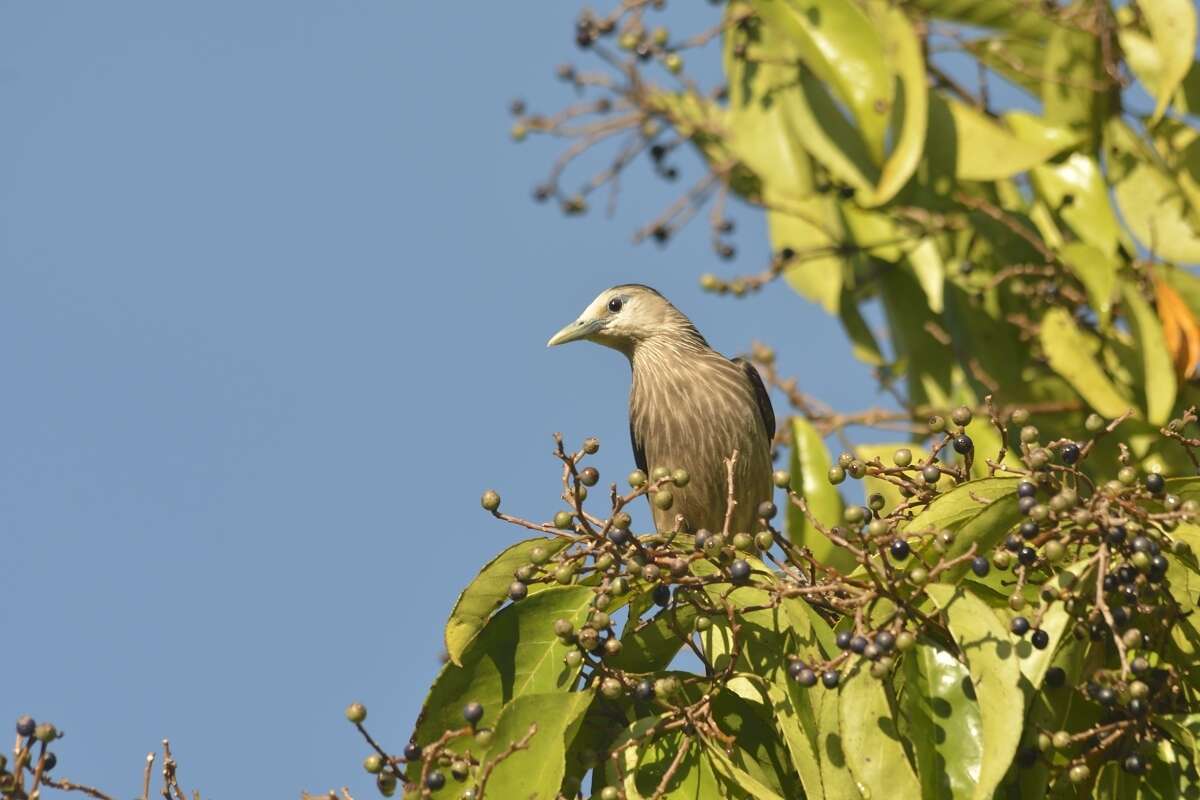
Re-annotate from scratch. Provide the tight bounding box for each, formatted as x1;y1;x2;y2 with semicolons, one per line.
445;536;569;665
1039;307;1135;419
1141;0;1198;121
838;665;920;798
903;642;983;799
1032;153;1121;256
477;692;593;800
788;416;855;572
1123;281;1178;425
925;584;1024;800
1058;242;1117;325
932;96;1075;181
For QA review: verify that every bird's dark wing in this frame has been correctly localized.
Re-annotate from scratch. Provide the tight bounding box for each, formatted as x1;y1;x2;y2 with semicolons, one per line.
735;357;776;441
629;419;648;475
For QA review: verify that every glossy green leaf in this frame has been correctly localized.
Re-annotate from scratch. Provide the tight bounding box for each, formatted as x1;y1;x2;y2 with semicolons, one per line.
609;602;698;674
767;682;826;800
907;237;944;313
925;584;1024;800
445;537;569;665
904;476;1020;537
1058;242;1117;324
838;664;920;798
838;287;886;365
769;205;845;313
903;642;983;799
751;0;892;164
477;691;593;800
1032;153;1121;256
1122;280;1177;425
411;586;596;784
1039;307;1135;419
616;719;725;799
788;416;855;572
709;689;804;798
1140;0;1198;121
1042;27;1104;145
881;265;954;407
705;742;786;800
904;0;1053;37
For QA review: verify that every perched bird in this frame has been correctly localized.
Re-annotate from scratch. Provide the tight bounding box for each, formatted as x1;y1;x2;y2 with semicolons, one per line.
547;285;774;534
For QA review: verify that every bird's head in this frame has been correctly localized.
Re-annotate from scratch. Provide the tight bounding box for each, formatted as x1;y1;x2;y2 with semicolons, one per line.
547;285;703;354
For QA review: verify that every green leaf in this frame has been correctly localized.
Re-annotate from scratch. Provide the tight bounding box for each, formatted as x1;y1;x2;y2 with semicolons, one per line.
1042;28;1105;146
838;287;886;365
1122;280;1177;425
903;641;983;800
608;602;699;674
615;719;725;799
907;237;944;313
445;537;569;665
903;0;1054;37
838;664;920;798
709;689;804;798
788;416;855;573
1109;119;1200;263
767;682;827;800
705;742;786;800
769;205;846;313
751;0;893;164
931;96;1074;181
1058;242;1117;325
1039;307;1135;419
477;691;593;800
904;476;1020;538
863;4;927;207
410;586;597;781
1140;0;1199;121
925;584;1024;800
1032;153;1122;257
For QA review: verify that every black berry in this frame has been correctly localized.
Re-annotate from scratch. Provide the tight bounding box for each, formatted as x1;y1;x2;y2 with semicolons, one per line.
1031;629;1049;649
971;556;990;577
889;539;911;560
1011;616;1030;636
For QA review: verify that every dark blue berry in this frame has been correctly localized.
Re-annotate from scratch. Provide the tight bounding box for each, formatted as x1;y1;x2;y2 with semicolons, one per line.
849;635;868;654
1018;496;1037;514
1122;754;1144;774
426;771;446;790
1131;536;1152;553
889;539;910;560
1096;686;1116;706
1106;525;1127;546
463;702;484;725
1030;629;1049;649
1011;616;1030;636
953;435;974;454
404;743;422;762
609;527;630;546
821;670;840;688
1127;698;1147;716
693;529;711;551
652;584;672;606
1044;667;1065;688
1102;574;1118;592
1017;481;1037;498
971;556;990;577
1018;546;1037;566
1020;521;1039;539
1005;534;1023;552
16;716;35;737
1146;473;1165;493
875;631;896;652
1060;443;1080;464
836;631;852;650
635;679;654;701
729;559;751;583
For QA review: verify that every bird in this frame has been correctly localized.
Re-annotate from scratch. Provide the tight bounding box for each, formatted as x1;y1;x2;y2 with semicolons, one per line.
547;284;775;534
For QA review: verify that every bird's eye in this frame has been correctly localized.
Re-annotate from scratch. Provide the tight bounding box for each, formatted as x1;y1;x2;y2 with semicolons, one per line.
608;297;623;313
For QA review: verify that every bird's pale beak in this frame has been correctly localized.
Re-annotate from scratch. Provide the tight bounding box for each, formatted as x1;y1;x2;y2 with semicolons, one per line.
547;317;603;347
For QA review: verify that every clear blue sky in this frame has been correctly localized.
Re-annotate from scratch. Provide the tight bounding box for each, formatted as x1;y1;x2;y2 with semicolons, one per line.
1;3;894;797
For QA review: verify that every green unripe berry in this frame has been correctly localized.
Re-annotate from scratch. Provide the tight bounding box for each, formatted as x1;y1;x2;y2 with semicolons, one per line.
610;576;629;595
1085;413;1105;432
922;465;941;486
994;550;1013;569
555;511;574;529
1131;551;1151;570
732;532;755;551
653;488;674;510
555;565;576;584
867;492;885;511
377;771;397;797
364;754;384;774
1010;408;1030;425
867;519;889;538
600;678;623;699
843;506;866;524
951;406;973;426
600;787;620;800
664;53;683;73
591;611;610;628
908;566;929;585
1118;466;1137;485
1008;593;1026;611
554;618;575;638
565;650;583;668
1028;449;1049;468
893;448;913;467
695;616;713;632
828;466;846;485
1068;764;1090;784
1037;732;1052;752
1019;425;1039;444
672;468;690;487
651;466;670;481
481;490;501;512
1052;730;1072;750
653;676;679;697
345;703;367;724
1044;540;1065;562
927;415;946;432
755;531;775;550
603;637;623;657
628;470;647;487
895;631;916;651
773;469;791;488
837;452;854;468
530;546;550;565
583;437;600;454
848;460;867;479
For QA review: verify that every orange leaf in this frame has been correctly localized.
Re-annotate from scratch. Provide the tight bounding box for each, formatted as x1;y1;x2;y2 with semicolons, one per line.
1155;275;1200;380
